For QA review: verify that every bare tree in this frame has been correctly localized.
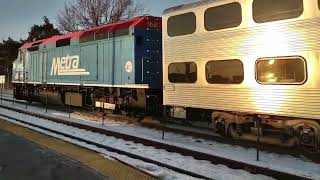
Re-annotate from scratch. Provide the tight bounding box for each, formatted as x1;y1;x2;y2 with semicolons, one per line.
56;0;146;32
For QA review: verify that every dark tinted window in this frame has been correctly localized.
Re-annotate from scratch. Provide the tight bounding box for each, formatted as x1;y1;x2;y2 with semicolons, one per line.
167;12;196;37
253;0;303;23
256;57;306;84
56;38;70;47
80;35;94;43
169;62;197;83
206;60;244;84
205;2;242;31
319;0;320;10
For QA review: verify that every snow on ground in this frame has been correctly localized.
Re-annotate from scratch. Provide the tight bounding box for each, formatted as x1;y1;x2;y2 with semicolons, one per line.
0;99;319;179
0;108;272;180
0;115;194;180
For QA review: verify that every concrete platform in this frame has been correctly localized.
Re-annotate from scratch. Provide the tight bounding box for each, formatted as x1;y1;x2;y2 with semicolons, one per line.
0;119;153;180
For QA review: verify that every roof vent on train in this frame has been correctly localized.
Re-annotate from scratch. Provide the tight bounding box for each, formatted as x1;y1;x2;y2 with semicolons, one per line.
79;16;161;43
56;38;71;47
79;24;130;43
27;40;44;51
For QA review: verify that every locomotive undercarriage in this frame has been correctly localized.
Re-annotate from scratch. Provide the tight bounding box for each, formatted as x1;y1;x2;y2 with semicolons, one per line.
13;84;162;116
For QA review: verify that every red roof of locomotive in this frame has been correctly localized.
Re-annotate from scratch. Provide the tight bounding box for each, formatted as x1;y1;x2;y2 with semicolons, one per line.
20;16;161;49
41;31;83;45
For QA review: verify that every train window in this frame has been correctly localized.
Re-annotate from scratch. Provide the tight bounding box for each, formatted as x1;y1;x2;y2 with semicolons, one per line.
109;29;130;38
168;62;197;83
205;2;242;31
56;38;70;47
256;57;306;84
206;60;244;84
253;0;303;23
319;0;320;10
79;35;94;43
167;12;196;37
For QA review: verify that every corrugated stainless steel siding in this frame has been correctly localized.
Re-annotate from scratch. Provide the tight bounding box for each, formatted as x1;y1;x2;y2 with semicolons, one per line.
163;0;320;120
164;87;320;119
164;18;320;61
164;0;222;15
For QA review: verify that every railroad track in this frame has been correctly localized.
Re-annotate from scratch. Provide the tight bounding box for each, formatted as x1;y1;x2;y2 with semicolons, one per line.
0;96;319;163
0;111;210;179
0;102;311;180
0;94;14;100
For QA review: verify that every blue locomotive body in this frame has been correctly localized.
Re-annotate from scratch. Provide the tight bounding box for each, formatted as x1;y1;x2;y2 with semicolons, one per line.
13;16;162;111
14;16;162;88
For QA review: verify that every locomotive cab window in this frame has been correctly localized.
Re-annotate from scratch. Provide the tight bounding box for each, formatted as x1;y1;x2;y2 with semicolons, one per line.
167;12;196;37
256;57;306;84
206;60;244;84
168;62;197;83
205;2;242;31
253;0;303;23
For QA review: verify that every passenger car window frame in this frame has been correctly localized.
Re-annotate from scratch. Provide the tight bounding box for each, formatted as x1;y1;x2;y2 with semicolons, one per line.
255;56;307;85
168;62;197;83
205;59;244;84
204;2;242;31
252;0;304;23
167;12;197;37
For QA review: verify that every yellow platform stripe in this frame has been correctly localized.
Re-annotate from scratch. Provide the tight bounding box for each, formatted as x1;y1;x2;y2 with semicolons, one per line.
0;119;154;180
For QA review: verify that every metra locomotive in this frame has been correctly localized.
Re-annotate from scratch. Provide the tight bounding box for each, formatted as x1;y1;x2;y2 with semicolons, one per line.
12;16;163;114
13;0;320;151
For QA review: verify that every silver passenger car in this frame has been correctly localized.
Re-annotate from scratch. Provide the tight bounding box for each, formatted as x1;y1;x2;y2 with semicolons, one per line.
163;0;320;151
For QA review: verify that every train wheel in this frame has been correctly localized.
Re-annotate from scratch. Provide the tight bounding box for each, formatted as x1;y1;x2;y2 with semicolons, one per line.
227;123;241;139
26;97;33;104
296;125;319;153
211;114;226;135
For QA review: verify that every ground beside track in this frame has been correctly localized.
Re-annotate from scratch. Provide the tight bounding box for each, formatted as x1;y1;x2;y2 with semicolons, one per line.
1;95;319;179
0;119;154;180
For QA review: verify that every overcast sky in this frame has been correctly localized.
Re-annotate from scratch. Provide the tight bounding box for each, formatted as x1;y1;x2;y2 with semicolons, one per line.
0;0;196;41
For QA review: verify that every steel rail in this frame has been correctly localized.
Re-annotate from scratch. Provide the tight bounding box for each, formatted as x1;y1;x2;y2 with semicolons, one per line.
0;112;212;180
0;103;310;180
0;96;318;163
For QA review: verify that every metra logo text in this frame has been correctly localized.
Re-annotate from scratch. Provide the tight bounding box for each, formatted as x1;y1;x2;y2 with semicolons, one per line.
50;55;90;76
